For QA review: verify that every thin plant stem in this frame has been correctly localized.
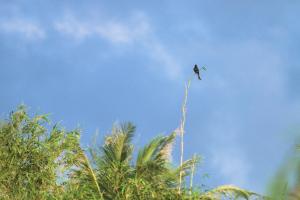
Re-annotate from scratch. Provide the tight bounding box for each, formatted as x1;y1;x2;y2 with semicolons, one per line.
178;79;191;194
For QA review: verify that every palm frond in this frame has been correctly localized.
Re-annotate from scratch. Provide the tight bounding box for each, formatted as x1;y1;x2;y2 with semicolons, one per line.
102;122;135;165
136;133;176;178
199;185;261;200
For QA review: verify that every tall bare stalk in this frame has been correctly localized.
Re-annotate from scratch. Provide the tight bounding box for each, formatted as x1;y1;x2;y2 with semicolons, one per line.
178;79;191;194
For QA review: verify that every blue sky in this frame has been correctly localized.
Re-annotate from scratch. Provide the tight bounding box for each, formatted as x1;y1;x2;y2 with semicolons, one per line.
1;0;300;194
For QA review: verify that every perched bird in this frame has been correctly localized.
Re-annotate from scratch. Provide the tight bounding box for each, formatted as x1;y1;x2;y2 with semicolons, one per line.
193;64;201;80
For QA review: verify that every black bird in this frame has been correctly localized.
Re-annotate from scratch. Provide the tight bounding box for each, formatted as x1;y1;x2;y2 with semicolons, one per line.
193;64;201;80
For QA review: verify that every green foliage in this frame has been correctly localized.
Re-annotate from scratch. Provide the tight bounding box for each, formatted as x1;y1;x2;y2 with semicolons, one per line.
199;185;261;200
0;106;82;199
267;145;300;200
0;106;260;199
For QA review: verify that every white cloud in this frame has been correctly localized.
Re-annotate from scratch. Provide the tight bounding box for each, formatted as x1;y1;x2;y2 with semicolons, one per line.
54;12;182;79
95;15;150;44
0;19;45;40
207;112;251;188
54;12;150;44
96;23;132;43
143;39;182;79
54;15;91;40
211;148;250;187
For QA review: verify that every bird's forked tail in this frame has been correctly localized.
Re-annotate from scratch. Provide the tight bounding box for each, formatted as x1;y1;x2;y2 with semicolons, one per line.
197;74;201;80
